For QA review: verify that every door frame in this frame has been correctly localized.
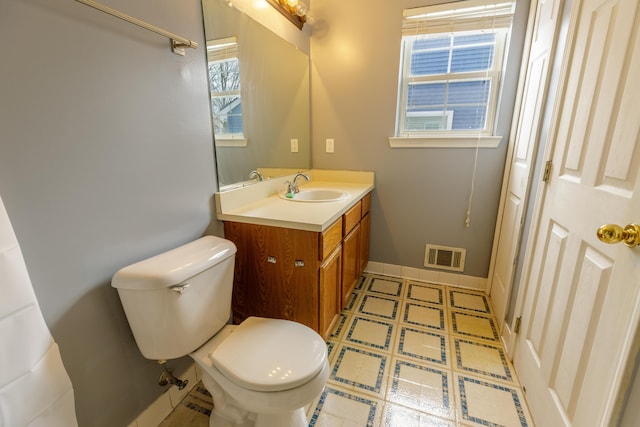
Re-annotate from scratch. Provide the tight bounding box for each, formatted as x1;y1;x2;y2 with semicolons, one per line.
488;0;564;352
486;0;537;311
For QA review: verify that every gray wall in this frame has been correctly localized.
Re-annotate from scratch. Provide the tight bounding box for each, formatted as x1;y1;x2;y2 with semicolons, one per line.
310;0;530;278
0;0;218;425
3;0;638;425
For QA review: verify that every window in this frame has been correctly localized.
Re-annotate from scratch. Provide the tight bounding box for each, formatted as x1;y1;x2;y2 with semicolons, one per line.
391;0;515;147
206;37;246;147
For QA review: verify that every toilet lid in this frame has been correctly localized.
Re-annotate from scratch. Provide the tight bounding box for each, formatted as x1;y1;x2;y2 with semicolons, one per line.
209;317;327;392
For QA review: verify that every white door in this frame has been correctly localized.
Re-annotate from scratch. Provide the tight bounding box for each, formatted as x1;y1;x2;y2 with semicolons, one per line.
489;0;564;348
514;0;640;425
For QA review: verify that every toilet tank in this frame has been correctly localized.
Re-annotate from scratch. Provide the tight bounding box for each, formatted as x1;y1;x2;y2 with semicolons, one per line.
111;236;236;360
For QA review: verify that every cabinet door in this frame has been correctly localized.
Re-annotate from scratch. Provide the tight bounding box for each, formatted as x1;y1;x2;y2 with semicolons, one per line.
360;212;371;272
263;226;318;330
319;245;341;340
224;222;319;329
341;223;360;309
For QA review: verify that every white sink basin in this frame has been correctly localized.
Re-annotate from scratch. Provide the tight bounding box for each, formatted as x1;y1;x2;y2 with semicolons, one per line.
280;189;350;202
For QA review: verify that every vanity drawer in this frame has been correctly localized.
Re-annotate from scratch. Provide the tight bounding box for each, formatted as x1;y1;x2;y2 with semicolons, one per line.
343;201;362;236
321;217;343;260
361;193;371;216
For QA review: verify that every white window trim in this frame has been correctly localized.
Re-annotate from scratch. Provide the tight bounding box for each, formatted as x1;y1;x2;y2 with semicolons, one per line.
214;137;248;147
389;135;502;148
392;0;514;148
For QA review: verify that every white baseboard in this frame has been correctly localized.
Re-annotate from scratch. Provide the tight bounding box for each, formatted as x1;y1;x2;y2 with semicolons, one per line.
364;261;488;293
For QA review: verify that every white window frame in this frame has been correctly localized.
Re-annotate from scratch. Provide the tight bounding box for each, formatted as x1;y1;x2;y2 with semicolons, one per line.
390;0;514;148
207;37;248;147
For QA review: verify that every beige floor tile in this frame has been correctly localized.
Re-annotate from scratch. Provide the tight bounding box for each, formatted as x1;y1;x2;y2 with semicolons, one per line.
447;288;492;314
396;326;450;368
329;312;352;341
381;402;456;426
401;301;448;333
355;273;371;291
450;310;500;343
343;315;397;353
453;372;533;427
344;288;365;313
329;343;390;399
357;294;401;321
451;336;517;385
327;340;339;365
405;281;445;306
386;357;455;420
366;275;404;298
309;385;383;427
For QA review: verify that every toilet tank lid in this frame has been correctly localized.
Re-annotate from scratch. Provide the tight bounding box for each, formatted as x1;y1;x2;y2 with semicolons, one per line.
111;236;236;290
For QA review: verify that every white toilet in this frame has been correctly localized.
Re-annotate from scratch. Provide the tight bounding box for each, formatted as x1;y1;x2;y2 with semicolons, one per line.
111;236;329;427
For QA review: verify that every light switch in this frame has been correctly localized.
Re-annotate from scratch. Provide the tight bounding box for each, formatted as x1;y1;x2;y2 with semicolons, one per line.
290;139;299;153
326;138;335;153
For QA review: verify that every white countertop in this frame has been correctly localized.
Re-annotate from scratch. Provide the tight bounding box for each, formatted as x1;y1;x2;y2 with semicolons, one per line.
215;170;374;232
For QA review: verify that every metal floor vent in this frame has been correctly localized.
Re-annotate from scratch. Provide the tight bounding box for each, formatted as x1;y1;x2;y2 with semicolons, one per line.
424;244;466;272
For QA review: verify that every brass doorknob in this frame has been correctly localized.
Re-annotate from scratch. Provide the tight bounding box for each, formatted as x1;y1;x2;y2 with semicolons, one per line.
596;223;640;247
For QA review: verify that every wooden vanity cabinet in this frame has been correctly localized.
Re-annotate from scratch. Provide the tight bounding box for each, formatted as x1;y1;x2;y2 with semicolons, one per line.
318;217;343;338
223;191;371;340
360;195;371;272
224;222;321;331
319;245;342;338
224;218;343;339
341;220;361;308
341;192;372;309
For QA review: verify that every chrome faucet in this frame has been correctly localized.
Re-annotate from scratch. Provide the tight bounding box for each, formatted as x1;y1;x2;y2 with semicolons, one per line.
284;173;310;197
249;170;264;181
291;173;309;193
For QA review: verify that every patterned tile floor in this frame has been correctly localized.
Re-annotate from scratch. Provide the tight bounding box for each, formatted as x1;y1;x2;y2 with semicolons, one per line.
160;273;535;427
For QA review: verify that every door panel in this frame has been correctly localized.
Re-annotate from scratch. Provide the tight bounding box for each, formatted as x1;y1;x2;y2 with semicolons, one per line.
490;0;563;343
526;221;568;356
515;0;640;424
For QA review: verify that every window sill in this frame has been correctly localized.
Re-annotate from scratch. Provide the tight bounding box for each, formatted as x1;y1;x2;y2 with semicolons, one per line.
215;137;247;147
388;135;502;148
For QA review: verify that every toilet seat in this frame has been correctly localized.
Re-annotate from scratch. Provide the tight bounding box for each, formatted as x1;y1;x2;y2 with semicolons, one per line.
209;317;327;392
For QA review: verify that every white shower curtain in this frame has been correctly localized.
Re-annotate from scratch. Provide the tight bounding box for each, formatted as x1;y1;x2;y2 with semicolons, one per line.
0;195;78;426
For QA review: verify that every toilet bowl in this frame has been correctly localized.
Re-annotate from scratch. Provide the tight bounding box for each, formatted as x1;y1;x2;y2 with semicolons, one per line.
111;236;328;427
191;317;329;426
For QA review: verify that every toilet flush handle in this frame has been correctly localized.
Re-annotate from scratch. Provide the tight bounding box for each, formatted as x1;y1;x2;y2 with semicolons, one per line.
169;283;190;294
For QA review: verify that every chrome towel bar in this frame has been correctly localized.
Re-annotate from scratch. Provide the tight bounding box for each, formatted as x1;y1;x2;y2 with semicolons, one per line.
75;0;198;55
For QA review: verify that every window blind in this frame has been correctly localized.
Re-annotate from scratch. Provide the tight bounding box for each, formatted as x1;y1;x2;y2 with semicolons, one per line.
206;36;238;62
402;0;515;36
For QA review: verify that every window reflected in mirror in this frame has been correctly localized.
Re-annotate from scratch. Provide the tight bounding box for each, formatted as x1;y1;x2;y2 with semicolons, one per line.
207;37;246;146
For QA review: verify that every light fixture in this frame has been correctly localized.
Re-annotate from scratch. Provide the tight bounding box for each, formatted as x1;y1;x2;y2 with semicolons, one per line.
266;0;307;29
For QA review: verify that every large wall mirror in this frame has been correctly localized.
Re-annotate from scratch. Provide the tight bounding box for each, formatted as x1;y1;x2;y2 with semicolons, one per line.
202;0;311;191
